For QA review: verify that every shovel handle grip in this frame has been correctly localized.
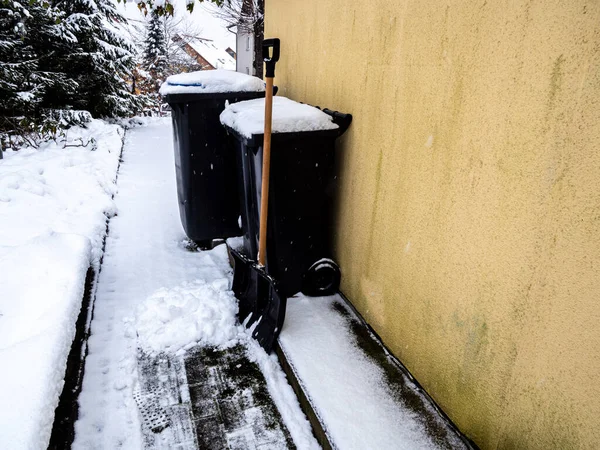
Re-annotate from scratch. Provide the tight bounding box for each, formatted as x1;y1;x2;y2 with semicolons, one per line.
263;38;280;78
322;108;353;136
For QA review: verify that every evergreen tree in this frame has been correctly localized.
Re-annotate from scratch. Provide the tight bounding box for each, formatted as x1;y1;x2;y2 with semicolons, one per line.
27;1;78;111
0;0;83;148
143;10;167;82
1;0;151;151
0;0;28;149
53;0;145;117
0;1;75;118
0;0;32;120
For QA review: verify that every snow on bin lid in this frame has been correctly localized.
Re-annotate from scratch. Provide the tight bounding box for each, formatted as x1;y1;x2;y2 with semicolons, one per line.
219;96;339;138
159;69;265;95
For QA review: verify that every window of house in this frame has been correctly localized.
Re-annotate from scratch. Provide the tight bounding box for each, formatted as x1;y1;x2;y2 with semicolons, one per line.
246;36;250;51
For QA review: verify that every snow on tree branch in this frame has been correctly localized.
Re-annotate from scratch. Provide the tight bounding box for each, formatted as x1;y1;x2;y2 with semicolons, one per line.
128;0;228;16
208;0;262;33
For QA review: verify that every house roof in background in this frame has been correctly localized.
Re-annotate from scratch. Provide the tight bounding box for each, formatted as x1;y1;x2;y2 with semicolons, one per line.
185;38;236;70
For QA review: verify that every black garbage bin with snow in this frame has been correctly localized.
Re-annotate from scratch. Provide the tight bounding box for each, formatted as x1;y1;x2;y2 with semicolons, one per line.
161;70;268;248
220;96;352;297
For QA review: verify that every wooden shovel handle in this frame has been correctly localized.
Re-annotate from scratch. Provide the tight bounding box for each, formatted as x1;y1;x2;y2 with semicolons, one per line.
258;77;274;267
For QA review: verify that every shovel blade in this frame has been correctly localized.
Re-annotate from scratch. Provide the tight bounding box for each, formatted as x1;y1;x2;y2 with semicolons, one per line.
231;248;254;321
231;248;287;353
251;273;287;353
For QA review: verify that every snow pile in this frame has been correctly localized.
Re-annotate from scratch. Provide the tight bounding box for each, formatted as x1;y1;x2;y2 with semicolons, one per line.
0;235;90;450
220;96;340;138
279;294;468;450
226;235;244;251
160;69;265;95
133;269;320;449
0;120;123;260
135;279;241;353
0;120;124;449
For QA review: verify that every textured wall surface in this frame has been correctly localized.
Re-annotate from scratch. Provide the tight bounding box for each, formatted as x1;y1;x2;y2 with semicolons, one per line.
265;1;600;448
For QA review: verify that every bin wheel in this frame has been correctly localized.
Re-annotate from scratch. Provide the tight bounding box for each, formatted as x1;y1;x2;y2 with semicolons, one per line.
302;259;341;297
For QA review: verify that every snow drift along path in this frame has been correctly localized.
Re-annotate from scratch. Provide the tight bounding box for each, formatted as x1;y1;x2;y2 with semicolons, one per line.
0;120;123;450
73;118;316;449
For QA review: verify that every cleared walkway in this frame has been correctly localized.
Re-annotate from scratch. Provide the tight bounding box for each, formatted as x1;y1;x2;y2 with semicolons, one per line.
72;120;309;449
70;118;472;450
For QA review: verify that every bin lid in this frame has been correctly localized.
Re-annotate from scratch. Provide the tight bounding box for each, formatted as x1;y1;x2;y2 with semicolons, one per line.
159;69;265;97
219;96;340;141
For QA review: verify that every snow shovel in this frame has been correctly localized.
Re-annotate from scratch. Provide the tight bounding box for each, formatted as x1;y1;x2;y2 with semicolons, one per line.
231;38;286;353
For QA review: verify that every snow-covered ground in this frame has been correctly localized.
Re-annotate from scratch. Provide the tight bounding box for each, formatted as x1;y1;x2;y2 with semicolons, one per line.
1;115;467;450
72;118;317;449
0;121;124;449
279;295;469;450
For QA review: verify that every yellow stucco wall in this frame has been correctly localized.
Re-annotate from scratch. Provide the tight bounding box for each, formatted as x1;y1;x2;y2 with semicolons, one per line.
266;1;600;448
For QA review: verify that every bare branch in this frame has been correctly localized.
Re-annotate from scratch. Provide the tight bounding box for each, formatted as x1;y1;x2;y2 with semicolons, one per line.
62;137;96;149
206;0;263;33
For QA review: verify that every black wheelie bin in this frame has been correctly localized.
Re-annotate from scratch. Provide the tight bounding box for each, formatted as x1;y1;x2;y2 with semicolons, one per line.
220;96;352;297
161;69;268;249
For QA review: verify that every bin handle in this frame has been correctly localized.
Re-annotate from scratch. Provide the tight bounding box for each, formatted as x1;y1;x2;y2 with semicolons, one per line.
323;108;353;136
263;38;280;78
